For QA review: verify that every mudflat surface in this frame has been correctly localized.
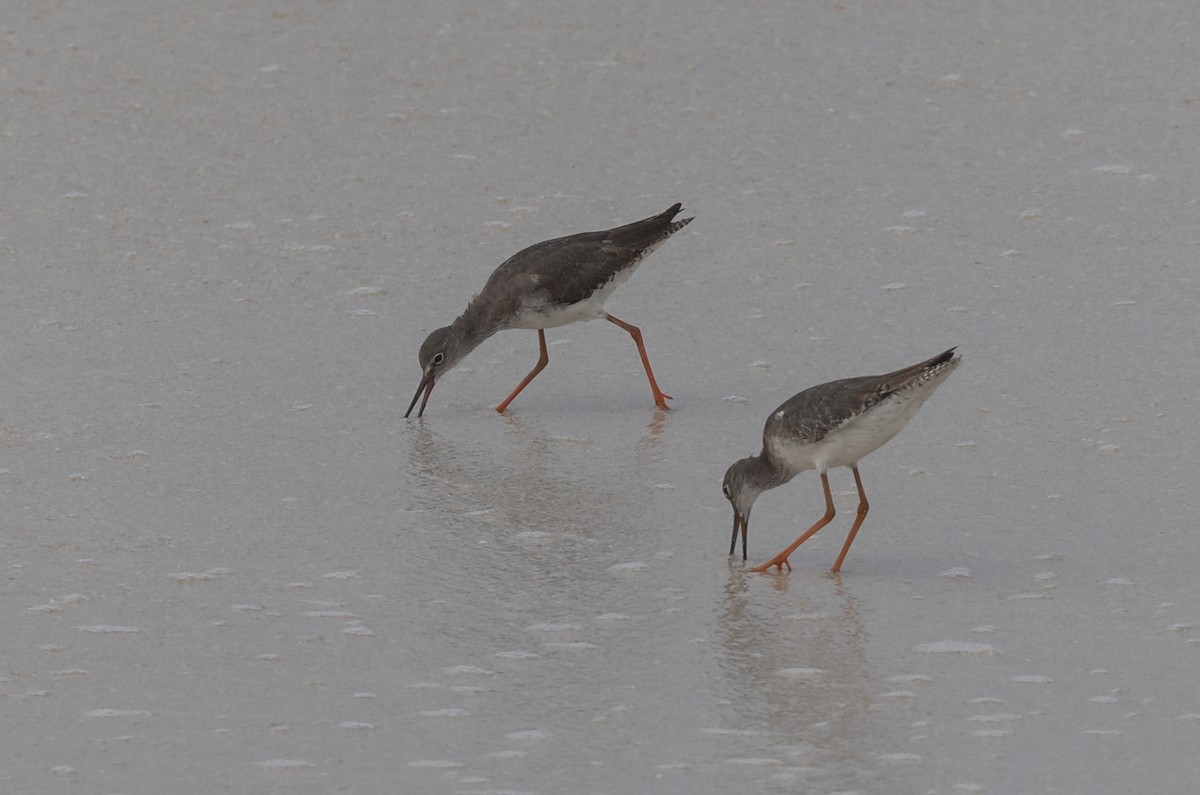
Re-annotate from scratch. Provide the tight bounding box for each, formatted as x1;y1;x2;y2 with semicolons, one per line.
3;1;1198;792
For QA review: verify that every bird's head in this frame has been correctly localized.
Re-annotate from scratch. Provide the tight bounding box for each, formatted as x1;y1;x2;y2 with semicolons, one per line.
405;325;471;418
722;456;768;560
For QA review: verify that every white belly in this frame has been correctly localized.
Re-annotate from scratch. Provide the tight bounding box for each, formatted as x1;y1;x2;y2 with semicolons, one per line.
508;267;637;330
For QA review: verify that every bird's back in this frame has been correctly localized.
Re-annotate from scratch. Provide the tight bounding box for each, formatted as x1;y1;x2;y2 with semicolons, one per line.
764;349;960;471
478;203;692;316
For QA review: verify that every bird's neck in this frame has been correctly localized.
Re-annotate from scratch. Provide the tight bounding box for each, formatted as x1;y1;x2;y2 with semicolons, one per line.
450;300;502;352
749;452;795;489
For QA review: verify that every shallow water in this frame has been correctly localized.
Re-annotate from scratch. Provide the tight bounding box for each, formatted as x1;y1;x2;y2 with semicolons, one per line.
3;1;1199;792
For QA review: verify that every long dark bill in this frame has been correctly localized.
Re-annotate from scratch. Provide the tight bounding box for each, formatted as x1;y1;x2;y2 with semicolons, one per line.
729;512;749;561
404;375;435;418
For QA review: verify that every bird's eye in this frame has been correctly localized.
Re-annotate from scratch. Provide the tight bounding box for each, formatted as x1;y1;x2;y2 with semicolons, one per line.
722;484;732;499
431;352;445;366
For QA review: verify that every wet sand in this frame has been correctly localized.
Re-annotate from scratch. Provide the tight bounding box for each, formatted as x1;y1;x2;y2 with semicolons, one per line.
3;1;1198;792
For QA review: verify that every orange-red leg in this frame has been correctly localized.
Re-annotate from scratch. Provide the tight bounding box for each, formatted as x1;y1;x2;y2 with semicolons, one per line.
605;314;671;410
495;329;550;413
831;465;870;573
750;472;836;573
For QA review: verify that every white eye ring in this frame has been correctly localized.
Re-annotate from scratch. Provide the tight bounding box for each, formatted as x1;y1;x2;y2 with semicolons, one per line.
431;352;445;365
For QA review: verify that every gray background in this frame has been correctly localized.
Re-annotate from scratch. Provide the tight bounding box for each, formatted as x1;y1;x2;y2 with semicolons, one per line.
3;1;1197;793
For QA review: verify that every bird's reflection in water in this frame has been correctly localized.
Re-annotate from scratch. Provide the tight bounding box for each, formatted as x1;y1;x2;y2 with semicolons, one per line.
636;407;669;462
710;568;918;792
406;411;669;587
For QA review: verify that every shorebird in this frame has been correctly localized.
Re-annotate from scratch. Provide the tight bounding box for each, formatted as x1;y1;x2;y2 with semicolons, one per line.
722;348;961;573
405;203;692;417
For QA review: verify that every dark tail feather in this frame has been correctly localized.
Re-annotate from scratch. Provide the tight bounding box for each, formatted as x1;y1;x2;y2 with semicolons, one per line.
926;347;957;368
660;202;693;229
605;203;693;245
878;347;960;389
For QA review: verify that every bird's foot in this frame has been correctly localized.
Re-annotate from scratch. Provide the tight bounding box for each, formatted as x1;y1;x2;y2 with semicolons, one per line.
748;556;793;574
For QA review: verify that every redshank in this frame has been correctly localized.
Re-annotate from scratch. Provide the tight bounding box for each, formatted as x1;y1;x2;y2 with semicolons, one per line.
722;348;961;573
405;203;692;417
